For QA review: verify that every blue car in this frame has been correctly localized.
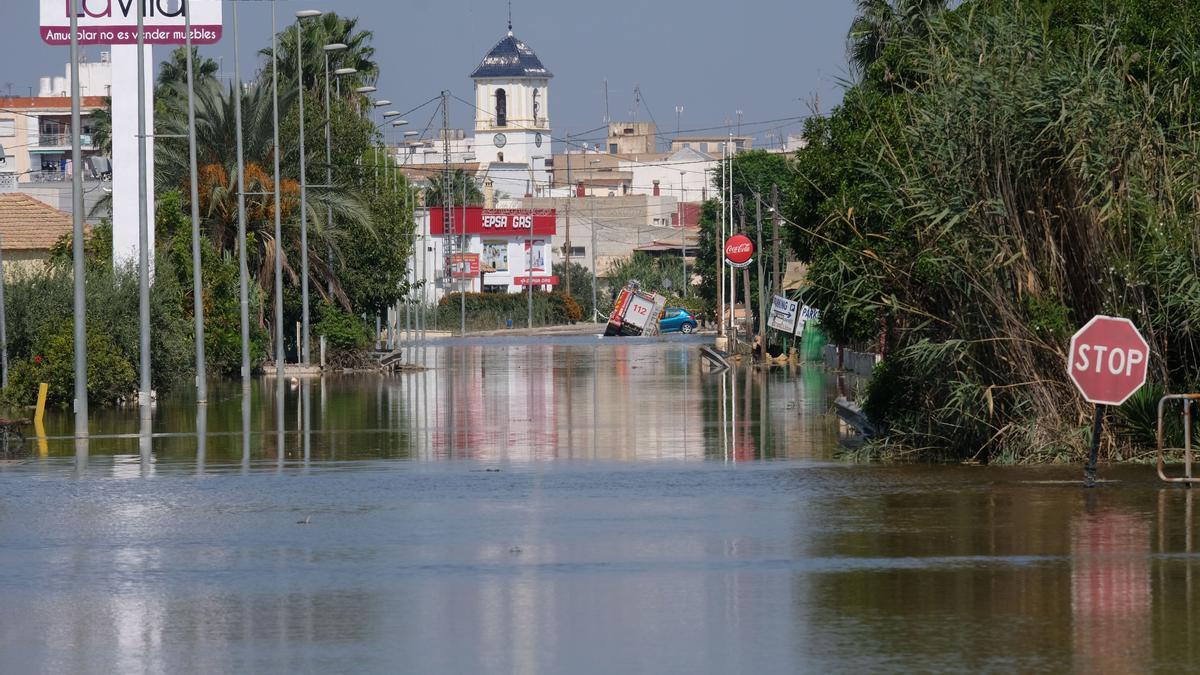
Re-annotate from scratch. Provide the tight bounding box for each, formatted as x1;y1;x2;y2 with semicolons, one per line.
659;307;698;334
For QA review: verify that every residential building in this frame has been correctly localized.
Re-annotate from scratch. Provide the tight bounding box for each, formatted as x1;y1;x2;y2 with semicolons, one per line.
0;192;79;276
0;95;107;183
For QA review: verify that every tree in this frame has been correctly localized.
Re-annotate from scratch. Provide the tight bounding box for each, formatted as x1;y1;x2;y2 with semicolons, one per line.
264;13;378;96
424;169;484;207
154;78;371;320
155;46;219;100
847;0;948;75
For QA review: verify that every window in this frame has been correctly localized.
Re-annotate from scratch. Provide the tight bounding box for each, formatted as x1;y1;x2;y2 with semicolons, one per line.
495;89;507;127
532;89;541;123
569;246;586;258
0;119;14;137
609;143;618;154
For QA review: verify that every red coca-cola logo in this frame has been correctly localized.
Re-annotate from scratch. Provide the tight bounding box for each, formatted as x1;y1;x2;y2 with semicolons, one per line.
724;234;754;266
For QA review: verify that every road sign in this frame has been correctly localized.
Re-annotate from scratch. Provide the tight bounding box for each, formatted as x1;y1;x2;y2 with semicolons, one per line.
768;295;798;333
1067;315;1150;406
724;234;753;268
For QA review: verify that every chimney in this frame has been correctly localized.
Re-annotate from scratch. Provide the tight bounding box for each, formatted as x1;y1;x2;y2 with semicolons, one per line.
484;179;495;208
652;180;660;196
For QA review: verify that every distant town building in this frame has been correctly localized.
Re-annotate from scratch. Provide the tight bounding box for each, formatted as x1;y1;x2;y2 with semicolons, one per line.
0;55;112;186
606;121;658;155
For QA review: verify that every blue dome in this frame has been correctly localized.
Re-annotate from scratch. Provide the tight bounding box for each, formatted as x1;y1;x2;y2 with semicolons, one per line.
470;33;553;79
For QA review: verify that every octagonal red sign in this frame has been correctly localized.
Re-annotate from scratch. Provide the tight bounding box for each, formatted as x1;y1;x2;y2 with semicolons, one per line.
724;234;754;268
1067;315;1150;406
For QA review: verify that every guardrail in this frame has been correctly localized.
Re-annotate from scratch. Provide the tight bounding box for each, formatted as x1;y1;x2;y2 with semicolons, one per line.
1157;393;1200;484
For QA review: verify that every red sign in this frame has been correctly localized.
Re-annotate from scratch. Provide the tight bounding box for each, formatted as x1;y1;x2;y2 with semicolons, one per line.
724;234;754;268
449;253;479;279
514;275;560;286
1067;315;1150;406
429;207;556;237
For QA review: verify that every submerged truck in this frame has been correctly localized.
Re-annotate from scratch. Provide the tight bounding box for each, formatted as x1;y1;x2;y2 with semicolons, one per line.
604;282;668;337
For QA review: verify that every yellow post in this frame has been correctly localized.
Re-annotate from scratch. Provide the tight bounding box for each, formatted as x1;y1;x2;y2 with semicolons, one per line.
35;383;49;457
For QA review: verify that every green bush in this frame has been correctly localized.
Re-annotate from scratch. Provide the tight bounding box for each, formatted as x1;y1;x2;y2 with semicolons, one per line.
314;301;372;354
9;323;137;408
436;291;582;331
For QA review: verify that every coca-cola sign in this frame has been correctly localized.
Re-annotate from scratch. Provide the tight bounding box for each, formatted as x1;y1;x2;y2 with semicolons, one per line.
724;234;754;268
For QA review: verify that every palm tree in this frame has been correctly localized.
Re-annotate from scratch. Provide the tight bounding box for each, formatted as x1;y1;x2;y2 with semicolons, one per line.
155;78;371;317
263;13;378;97
424;169;484;207
155;46;220;99
847;0;948;74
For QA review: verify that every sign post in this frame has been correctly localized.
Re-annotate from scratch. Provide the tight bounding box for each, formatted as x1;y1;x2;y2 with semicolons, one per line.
1067;315;1151;486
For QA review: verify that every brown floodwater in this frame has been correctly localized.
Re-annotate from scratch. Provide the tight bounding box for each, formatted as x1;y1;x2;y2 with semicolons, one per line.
0;337;1196;673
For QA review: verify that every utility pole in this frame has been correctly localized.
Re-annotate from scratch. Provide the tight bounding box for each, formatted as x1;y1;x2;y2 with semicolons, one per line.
717;142;725;338
564;136;572;299
271;2;286;379
70;0;86;436
185;5;207;402
680;171;687;299
771;184;780;298
439;92;460;336
740;197;752;350
590;197;598;322
234;1;251;381
756;196;766;352
136;0;151;410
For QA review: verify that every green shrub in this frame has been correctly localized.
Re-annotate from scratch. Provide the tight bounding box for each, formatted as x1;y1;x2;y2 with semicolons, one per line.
436;291;583;331
9;323;137;408
314;301;372;354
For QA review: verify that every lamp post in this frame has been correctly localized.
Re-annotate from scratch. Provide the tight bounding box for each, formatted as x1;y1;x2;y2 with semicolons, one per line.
589;159;601;322
528;155;545;330
295;9;321;366
322;43;348;297
185;3;208;402
461;154;478;336
271;2;285;382
680;170;687;299
234;0;251;380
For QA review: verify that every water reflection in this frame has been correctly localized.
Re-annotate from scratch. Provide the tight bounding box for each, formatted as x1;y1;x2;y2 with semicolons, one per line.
31;342;839;464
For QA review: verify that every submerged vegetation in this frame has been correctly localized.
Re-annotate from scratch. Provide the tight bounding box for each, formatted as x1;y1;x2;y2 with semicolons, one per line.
785;1;1200;462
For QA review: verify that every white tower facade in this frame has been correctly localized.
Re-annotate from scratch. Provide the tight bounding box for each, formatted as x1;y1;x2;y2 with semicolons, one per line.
470;27;552;197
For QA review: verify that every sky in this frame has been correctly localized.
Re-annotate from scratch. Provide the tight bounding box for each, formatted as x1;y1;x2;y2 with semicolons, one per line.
2;0;859;151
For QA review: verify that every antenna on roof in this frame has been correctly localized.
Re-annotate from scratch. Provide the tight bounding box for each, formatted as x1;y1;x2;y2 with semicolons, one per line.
507;0;513;35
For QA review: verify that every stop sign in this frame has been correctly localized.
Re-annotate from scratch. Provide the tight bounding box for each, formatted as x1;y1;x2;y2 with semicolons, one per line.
1067;315;1150;406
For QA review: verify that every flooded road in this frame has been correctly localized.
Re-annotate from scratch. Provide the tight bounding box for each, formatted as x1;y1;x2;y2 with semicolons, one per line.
1;339;1196;673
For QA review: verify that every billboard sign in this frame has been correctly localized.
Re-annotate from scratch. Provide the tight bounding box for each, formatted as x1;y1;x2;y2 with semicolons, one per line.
768;295;799;333
514;275;560;286
41;0;224;45
429;207;556;237
449;253;479;279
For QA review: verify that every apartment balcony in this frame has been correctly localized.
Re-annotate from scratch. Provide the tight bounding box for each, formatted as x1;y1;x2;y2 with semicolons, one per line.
33;133;95;150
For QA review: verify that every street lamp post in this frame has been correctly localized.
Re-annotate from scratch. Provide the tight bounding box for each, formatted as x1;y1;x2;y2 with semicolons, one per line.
529;155;544;330
271;2;285;381
185;3;207;402
295;9;322;366
322;43;348;298
233;0;251;380
680;170;687;299
461;154;478;337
